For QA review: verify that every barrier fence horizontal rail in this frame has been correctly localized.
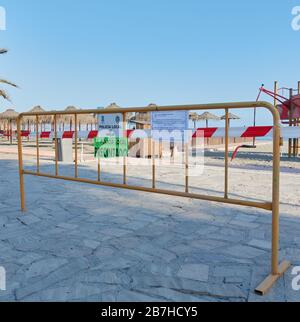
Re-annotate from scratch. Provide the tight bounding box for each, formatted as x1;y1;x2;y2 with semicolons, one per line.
16;101;291;296
12;126;300;140
22;170;273;211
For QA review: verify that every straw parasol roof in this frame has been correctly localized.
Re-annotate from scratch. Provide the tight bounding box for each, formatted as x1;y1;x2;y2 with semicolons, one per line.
105;103;121;110
60;106;94;125
65;106;77;112
0;108;19;121
189;112;199;128
105;103;134;121
198;112;220;128
221;113;240;127
198;112;220;121
0;109;19;144
189;112;199;119
28;105;45;114
62;106;77;122
221;113;240;120
24;106;52;123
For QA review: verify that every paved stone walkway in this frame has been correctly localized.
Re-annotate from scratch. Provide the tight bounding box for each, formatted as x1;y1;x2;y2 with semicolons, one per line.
0;156;300;302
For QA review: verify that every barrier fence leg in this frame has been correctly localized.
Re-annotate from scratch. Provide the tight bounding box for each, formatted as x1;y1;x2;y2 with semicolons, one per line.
75;114;78;178
17;117;26;212
123;112;127;185
224;108;229;199
36;115;40;173
255;117;291;295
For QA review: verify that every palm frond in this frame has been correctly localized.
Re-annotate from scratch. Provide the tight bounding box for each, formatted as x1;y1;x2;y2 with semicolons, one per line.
0;89;11;101
0;49;8;54
0;79;18;88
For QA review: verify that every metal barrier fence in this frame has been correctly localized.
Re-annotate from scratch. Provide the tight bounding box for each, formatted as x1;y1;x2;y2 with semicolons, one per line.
16;101;291;295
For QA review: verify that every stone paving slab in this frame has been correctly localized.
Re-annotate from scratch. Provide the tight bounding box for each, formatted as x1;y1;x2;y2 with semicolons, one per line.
0;156;300;302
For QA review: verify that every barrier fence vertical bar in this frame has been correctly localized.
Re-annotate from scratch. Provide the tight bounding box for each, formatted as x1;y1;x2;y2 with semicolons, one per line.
255;102;290;295
293;93;297;157
224;108;229;199
75;114;78;178
97;161;101;181
152;140;156;189
54;114;59;176
274;81;280;154
185;141;189;193
97;111;101;182
123;112;127;185
289;88;293;158
9;119;12;144
17;116;26;212
271;107;281;275
36;115;40;173
297;81;300;156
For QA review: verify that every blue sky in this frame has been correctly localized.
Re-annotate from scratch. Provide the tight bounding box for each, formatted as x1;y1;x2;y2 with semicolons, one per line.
0;0;300;126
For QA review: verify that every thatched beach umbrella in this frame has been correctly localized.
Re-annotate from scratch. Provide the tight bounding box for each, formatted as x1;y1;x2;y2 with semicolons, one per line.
62;106;77;131
0;108;19;143
106;102;121;110
221;112;240;127
24;106;51;131
62;106;99;131
105;102;133;123
189;112;199;129
0;108;19;120
198;112;220;128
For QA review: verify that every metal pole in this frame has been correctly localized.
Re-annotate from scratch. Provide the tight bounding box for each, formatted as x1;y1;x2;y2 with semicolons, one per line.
224;108;229;199
17;116;26;212
255;102;291;295
185;142;189;193
10;120;12;144
288;88;293;158
297;81;300;156
152;140;156;189
123;113;127;185
271;105;281;275
98;158;101;182
75;114;78;178
54;114;59;176
36;115;40;173
253;111;256;147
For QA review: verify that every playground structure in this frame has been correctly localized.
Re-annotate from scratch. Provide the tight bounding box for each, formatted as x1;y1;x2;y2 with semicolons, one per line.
16;101;291;296
256;81;300;158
